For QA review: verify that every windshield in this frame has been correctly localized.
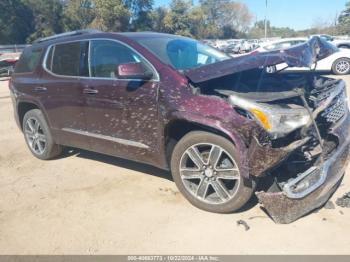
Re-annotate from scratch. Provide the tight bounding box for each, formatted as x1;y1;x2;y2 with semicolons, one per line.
134;36;229;71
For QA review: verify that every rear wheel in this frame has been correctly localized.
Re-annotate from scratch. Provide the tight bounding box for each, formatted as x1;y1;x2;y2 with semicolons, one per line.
23;109;62;160
170;131;255;213
332;58;350;75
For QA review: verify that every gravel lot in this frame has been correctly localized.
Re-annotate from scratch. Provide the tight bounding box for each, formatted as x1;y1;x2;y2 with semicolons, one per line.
0;75;350;255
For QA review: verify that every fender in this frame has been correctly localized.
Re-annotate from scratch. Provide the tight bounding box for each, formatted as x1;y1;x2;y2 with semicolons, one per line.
165;110;252;178
15;94;52;131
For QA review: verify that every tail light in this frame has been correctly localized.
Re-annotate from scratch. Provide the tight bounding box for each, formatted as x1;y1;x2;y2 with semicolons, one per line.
250;51;259;55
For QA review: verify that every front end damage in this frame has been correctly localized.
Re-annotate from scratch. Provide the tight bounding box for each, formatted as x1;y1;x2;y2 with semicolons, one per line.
252;85;350;223
223;75;350;224
185;37;350;223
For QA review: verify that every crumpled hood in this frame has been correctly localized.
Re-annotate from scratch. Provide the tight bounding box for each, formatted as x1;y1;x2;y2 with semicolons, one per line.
185;37;337;84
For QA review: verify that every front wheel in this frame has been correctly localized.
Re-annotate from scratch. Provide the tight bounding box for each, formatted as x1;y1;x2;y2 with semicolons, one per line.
332;58;350;75
170;131;255;213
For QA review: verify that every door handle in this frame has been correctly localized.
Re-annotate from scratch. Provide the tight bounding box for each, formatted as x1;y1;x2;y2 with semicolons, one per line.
34;86;47;92
83;88;98;95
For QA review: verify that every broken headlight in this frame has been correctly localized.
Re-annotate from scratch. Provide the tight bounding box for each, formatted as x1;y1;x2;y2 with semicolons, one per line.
229;96;310;139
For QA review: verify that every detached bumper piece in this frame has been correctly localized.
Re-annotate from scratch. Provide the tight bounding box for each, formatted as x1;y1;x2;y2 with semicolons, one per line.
256;112;350;224
257;139;350;224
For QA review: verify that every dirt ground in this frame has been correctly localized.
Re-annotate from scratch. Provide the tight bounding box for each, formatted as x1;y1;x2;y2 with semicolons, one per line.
0;75;350;255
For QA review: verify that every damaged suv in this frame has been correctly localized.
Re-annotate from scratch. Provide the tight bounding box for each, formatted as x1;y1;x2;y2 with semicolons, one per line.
10;30;350;223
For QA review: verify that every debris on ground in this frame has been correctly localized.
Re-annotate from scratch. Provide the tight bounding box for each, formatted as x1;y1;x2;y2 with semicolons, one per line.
237;220;250;231
248;216;267;220
158;187;179;196
339;210;344;215
324;200;335;209
322;218;327;221
336;192;350;208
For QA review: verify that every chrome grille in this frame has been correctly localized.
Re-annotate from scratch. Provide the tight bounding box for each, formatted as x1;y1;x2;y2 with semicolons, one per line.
321;90;347;123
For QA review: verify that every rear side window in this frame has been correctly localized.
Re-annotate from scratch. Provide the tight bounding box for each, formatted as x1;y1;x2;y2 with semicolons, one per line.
14;48;42;73
46;42;85;76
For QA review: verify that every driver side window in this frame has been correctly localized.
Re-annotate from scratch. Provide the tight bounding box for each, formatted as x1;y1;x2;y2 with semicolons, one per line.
89;40;151;79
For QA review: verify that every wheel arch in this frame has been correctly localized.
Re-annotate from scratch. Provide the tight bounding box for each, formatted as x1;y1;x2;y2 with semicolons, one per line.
17;101;48;130
337;44;350;49
164;118;246;168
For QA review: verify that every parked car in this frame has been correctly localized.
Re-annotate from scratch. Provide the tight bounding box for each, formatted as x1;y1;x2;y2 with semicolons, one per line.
254;38;307;52
0;60;15;77
247;39;261;50
10;31;350;223
240;40;254;53
311;34;350;49
0;53;20;77
253;38;350;75
0;45;28;56
223;42;241;54
218;40;231;50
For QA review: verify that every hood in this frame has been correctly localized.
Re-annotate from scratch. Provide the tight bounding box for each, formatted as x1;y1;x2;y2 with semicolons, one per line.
185;37;337;84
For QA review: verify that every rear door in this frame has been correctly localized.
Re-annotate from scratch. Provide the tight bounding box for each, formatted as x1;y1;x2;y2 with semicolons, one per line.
39;41;90;149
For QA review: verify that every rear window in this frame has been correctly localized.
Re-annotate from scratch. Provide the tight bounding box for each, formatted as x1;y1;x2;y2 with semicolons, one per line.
14;48;42;73
46;42;84;76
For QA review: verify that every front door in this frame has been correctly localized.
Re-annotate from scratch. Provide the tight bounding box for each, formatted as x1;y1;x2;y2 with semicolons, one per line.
81;39;160;163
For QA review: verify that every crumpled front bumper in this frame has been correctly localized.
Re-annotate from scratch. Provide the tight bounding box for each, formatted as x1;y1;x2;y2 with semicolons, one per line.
256;111;350;224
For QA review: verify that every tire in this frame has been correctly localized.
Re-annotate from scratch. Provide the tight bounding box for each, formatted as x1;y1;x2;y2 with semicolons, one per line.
170;131;256;213
23;109;62;160
332;58;350;75
338;45;350;49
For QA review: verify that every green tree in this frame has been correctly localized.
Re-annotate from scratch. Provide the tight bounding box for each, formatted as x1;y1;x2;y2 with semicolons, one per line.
338;1;350;34
150;7;168;32
199;0;230;24
163;0;193;37
199;0;252;39
0;0;33;44
90;0;130;31
62;0;95;31
23;0;64;43
248;20;297;39
218;1;252;33
124;0;154;30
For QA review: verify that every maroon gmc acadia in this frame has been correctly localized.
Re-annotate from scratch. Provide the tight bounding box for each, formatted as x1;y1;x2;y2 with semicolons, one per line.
9;30;350;223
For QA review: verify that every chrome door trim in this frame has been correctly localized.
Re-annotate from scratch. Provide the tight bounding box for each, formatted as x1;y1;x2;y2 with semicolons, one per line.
62;128;149;149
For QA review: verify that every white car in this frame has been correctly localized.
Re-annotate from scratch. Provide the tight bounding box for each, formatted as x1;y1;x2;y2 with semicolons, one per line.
310;34;350;49
254;38;350;75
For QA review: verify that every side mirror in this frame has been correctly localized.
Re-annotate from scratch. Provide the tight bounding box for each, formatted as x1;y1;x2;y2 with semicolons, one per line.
116;62;153;80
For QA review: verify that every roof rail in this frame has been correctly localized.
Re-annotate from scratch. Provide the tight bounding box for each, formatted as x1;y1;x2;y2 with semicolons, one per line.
34;29;102;44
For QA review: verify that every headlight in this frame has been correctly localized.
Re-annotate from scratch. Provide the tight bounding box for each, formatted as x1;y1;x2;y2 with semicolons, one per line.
229;95;310;139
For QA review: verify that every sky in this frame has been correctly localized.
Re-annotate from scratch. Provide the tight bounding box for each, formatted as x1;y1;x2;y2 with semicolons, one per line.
154;0;348;30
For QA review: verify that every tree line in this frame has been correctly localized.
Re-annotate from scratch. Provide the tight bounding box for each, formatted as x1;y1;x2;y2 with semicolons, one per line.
1;0;350;45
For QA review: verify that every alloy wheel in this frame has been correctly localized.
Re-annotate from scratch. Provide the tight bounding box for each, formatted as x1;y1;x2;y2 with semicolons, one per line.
179;143;241;205
335;60;350;74
24;117;47;155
